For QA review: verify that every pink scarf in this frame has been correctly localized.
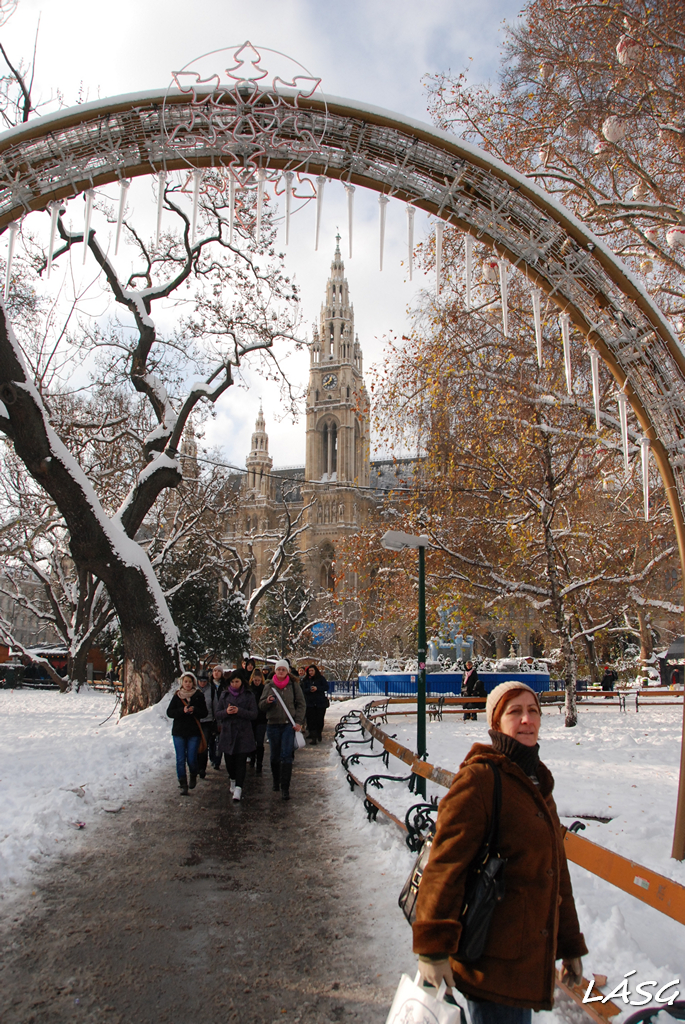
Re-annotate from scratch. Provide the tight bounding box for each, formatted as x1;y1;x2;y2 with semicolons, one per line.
272;675;290;690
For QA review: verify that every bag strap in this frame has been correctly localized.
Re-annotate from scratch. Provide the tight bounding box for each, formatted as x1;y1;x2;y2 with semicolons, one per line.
485;762;502;853
271;684;297;728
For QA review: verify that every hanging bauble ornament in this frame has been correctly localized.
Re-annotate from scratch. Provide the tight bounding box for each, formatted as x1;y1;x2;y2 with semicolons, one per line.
644;226;659;243
539;62;554;81
482;258;498;284
676;319;685;333
602;116;625;144
538;144;552;166
640;258;653;275
593;140;610;159
633;180;650;201
666;226;685;248
617;34;642;69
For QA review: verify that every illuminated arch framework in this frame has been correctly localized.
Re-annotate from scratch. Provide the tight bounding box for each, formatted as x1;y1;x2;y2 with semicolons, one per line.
0;87;684;855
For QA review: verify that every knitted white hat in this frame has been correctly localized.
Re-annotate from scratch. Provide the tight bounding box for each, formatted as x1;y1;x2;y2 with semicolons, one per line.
486;681;540;727
274;659;290;672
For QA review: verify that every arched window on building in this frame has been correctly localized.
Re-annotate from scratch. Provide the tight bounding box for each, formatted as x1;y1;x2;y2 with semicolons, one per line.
321;420;337;478
319;543;336;592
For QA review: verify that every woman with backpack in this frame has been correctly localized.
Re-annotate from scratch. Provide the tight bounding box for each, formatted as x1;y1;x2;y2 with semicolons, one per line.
166;672;208;795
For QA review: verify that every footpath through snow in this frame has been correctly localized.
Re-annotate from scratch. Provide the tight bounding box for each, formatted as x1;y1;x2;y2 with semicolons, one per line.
0;689;684;1024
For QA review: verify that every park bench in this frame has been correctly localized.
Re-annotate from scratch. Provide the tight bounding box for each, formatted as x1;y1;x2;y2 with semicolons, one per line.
427;696;445;721
634;688;684;712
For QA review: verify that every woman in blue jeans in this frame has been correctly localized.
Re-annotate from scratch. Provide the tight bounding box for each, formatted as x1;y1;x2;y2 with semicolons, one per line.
166;672;207;795
260;660;306;800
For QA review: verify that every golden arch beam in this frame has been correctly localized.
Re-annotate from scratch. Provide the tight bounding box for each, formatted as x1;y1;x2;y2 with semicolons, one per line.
1;86;685;856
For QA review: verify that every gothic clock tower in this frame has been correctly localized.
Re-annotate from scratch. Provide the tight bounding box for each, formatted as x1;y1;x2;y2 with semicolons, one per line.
305;236;370;486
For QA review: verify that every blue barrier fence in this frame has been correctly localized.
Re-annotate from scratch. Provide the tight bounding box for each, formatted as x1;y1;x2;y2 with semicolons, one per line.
328;672;556;699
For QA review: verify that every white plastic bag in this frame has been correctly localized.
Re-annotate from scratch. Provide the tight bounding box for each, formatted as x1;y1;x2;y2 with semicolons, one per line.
385;972;463;1024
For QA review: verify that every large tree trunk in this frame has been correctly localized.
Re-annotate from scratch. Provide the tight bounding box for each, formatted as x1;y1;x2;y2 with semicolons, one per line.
636;606;653;665
0;307;181;712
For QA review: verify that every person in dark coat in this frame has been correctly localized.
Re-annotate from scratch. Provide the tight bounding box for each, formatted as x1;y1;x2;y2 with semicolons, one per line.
216;674;257;802
461;660;485;720
601;665;618;694
260;659;306;800
302;664;329;743
248;667;268;773
166;672;208;795
413;681;587;1022
196;667;222;777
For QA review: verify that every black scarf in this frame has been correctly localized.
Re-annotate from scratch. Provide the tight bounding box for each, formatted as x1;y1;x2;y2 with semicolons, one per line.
489;729;540;782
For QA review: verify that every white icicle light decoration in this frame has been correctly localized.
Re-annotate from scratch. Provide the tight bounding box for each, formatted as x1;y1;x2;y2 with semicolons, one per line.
4;220;18;301
602;116;626;144
155;171;166;248
255;168;266;243
115;180;130;256
464;234;473;309
406;204;415;281
498;259;509;337
47;201;60;279
314;175;326;251
378;194;389;271
531;288;543;367
191;169;202;245
82;190;94;264
640;437;651;522
344;184;355;259
560;313;572;395
617;392;629;480
589;349;601;430
228;176;235;245
666;226;685;248
284;171;294;245
435;221;444;296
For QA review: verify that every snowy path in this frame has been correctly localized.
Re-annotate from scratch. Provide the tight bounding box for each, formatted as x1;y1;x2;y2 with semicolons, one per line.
0;700;414;1024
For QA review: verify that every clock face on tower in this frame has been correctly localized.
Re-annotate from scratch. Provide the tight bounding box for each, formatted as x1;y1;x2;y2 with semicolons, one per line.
322;373;338;390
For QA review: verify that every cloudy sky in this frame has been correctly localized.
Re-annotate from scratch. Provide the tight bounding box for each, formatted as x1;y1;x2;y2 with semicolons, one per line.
4;0;523;469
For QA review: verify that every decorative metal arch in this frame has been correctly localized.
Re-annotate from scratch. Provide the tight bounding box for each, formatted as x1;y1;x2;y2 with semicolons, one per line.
1;87;684;855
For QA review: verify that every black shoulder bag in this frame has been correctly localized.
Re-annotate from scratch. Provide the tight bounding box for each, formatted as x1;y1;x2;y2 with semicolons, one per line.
398;762;507;965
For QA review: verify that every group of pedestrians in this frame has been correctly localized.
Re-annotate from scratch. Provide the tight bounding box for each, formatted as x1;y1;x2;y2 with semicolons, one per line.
166;657;329;802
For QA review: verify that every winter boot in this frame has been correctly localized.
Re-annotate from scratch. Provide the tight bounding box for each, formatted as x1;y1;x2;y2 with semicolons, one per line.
280;762;293;801
229;778;236;794
271;762;281;792
255;749;264;774
179;776;189;796
189;773;197;790
233;786;242;802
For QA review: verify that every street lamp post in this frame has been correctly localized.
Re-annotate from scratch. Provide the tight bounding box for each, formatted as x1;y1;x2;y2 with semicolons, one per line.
380;530;431;799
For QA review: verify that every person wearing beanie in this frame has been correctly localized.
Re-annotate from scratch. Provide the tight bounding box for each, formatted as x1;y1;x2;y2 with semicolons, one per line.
166;672;208;795
259;660;306;800
412;681;587;1022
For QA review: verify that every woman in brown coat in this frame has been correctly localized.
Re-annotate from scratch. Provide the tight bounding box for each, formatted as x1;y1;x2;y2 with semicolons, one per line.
413;681;587;1024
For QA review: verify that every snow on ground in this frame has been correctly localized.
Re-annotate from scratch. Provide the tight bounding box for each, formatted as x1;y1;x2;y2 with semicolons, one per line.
326;698;685;1023
0;687;173;897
